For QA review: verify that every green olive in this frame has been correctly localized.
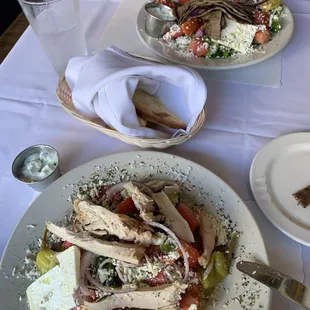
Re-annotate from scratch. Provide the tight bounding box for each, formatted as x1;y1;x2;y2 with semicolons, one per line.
260;0;281;11
36;249;58;274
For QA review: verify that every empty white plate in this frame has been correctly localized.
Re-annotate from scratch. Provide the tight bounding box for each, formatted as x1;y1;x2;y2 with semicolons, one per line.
250;132;310;246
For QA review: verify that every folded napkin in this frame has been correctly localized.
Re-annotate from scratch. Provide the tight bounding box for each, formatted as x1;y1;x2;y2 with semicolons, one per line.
65;46;207;139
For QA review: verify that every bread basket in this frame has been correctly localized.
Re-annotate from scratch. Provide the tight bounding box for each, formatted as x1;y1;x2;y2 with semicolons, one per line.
56;75;206;149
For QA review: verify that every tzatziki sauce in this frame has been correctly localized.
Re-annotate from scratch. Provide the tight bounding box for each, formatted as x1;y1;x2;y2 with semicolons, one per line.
20;150;58;182
147;5;176;20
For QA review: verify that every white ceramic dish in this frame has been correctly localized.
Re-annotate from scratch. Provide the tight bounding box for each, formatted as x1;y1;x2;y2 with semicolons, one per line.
136;5;294;70
0;151;270;309
250;132;310;247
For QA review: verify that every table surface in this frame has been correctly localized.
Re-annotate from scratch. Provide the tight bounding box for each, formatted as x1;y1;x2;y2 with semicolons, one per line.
1;0;310;309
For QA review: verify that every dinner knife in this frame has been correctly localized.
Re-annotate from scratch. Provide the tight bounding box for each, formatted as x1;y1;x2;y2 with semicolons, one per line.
237;261;310;310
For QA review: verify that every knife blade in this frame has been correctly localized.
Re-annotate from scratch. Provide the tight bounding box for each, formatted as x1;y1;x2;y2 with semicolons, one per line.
237;261;310;310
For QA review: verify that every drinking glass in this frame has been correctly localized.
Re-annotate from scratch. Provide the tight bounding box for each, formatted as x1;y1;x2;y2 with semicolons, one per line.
18;0;87;75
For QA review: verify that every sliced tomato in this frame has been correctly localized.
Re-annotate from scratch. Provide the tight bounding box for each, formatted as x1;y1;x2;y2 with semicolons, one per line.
156;0;175;9
188;39;207;57
63;241;73;249
177;203;199;233
144;271;167;286
180;285;201;310
179;0;191;4
115;197;138;215
253;10;270;28
179;240;200;268
254;29;270;44
181;18;202;36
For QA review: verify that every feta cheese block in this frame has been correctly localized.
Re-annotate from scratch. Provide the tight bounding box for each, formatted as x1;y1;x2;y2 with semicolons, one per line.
26;246;80;310
217;19;259;54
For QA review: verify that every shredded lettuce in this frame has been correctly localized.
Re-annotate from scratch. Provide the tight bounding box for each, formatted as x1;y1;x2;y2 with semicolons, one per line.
160;238;177;254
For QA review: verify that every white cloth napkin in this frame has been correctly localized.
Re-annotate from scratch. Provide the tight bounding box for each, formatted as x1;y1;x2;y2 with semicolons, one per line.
65;46;207;139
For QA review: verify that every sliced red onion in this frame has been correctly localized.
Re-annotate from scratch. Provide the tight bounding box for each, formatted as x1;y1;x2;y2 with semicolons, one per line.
80;251;95;296
195;28;204;38
145;221;189;283
73;287;84;306
106;182;127;199
85;270;136;294
106;181;153;200
203;259;214;280
98;258;113;269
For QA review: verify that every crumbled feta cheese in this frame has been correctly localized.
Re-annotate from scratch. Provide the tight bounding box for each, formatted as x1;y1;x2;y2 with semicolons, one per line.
217;19;258;54
175;36;191;49
120;262;163;283
216;222;228;246
152;232;167;245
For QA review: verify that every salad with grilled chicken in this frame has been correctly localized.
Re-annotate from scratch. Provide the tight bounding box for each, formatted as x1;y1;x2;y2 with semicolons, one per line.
158;0;285;58
27;180;238;310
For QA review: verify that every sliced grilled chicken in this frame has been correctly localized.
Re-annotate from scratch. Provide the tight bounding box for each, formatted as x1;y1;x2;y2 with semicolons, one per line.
153;192;194;243
146;180;179;192
74;200;154;246
84;282;187;310
124;182;156;221
198;211;217;268
163;184;180;195
46;221;145;264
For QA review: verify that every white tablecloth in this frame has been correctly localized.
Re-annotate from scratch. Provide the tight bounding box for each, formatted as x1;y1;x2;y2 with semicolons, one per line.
0;0;310;309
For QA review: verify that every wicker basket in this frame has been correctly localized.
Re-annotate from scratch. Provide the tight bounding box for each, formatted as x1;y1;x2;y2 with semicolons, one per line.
56;75;206;149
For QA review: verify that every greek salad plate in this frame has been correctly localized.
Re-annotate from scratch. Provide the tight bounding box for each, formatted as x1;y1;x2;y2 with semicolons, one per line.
0;151;270;309
136;1;294;70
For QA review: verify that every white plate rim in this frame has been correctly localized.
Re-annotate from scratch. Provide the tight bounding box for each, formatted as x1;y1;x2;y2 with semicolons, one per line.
1;151;271;309
250;132;310;246
136;5;294;70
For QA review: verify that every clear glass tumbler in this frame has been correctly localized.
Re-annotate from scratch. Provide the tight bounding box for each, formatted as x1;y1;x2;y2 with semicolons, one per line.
18;0;87;75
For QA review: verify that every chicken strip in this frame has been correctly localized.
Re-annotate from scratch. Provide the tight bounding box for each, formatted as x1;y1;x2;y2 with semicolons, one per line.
46;221;145;264
198;211;217;268
124;182;156;221
153;192;194;243
84;282;187;310
74;200;154;245
146;180;178;192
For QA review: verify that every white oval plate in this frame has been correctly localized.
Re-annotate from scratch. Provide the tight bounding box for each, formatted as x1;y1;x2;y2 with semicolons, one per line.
136;5;294;70
1;151;270;309
250;132;310;246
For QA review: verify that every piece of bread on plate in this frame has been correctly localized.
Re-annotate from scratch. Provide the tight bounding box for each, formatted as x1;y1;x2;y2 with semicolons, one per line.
132;90;187;130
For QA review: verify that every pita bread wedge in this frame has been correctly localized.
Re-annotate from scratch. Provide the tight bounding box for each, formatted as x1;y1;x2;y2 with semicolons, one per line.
177;0;253;25
201;10;223;40
132;90;187;130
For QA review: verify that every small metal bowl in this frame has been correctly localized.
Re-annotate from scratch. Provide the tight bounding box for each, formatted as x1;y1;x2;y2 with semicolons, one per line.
12;144;61;192
144;2;176;38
